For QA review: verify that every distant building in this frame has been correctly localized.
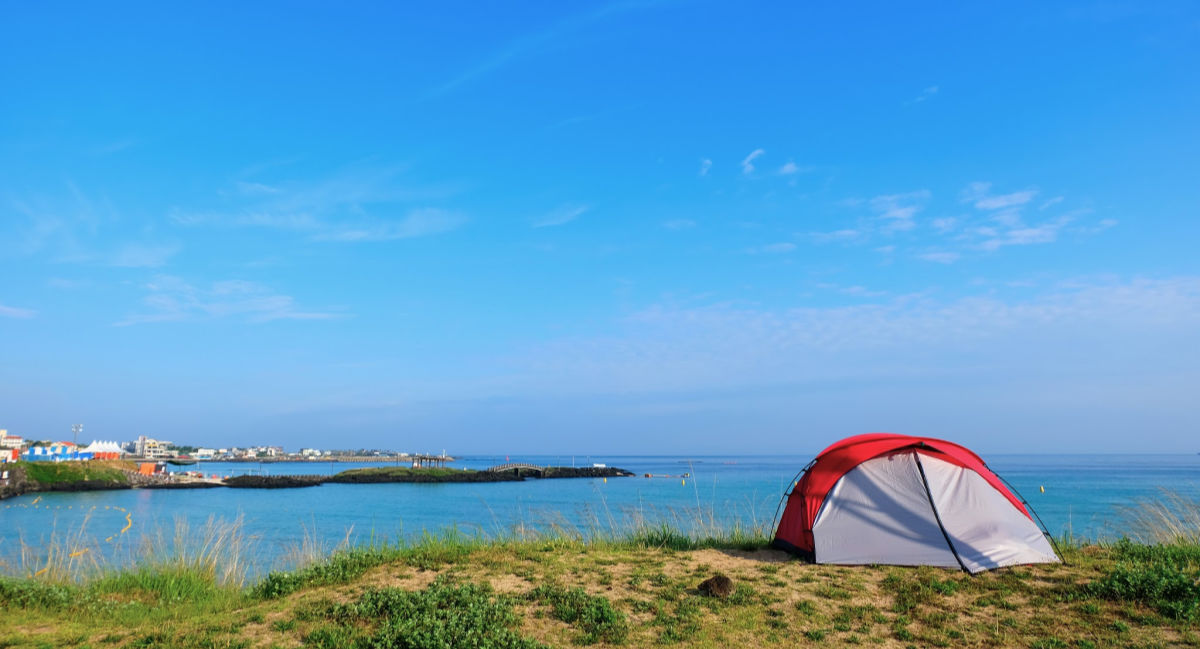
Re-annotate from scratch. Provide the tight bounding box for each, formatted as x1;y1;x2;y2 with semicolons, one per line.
22;441;88;462
194;448;215;460
135;436;172;459
0;431;23;450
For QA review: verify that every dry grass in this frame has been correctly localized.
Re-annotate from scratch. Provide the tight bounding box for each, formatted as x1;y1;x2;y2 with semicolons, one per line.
5;538;1197;649
1117;487;1200;544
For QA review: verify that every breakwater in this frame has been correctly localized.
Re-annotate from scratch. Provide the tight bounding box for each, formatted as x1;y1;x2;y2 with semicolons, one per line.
225;466;636;488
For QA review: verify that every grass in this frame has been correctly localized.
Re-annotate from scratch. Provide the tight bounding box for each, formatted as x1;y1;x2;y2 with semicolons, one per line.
307;576;545;649
529;583;629;644
12;460;131;487
2;533;1200;648
2;491;1200;647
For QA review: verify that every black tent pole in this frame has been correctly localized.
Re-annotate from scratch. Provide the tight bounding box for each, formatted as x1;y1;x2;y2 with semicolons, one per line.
769;459;815;538
994;470;1067;565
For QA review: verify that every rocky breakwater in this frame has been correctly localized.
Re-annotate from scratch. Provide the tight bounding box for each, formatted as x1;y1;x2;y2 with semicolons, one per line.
536;466;636;479
326;467;522;484
223;474;326;488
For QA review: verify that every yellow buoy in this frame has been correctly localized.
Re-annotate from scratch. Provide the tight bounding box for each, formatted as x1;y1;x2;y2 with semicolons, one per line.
681;479;686;486
603;477;607;483
1039;485;1045;493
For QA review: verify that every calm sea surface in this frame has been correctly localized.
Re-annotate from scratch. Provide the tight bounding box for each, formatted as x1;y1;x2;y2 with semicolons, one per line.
2;454;1197;576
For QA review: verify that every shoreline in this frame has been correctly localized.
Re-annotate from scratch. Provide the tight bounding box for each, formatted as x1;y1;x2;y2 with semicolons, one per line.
0;461;635;500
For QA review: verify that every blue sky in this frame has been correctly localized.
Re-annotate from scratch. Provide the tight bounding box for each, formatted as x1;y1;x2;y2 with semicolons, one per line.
2;1;1198;454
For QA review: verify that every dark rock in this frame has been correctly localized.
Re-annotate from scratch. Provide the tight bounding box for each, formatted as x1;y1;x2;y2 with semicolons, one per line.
698;575;735;598
326;470;521;484
223;475;326;488
535;466;635;479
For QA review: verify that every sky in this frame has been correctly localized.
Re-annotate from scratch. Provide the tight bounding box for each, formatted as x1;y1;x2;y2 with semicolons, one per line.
2;1;1198;454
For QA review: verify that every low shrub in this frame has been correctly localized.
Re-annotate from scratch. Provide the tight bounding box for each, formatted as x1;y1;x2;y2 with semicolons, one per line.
310;577;544;649
1085;561;1200;621
529;583;629;645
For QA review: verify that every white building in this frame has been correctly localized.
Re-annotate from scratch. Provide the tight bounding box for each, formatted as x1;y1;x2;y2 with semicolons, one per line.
134;435;172;459
0;430;24;450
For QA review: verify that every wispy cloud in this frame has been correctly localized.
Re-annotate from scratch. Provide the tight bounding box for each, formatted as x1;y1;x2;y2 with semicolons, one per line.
748;242;796;254
808;229;862;244
0;302;36;319
905;85;939;104
109;243;180;268
511;277;1200;398
978;217;1073;250
931;217;957;234
170;166;466;242
868;190;930;232
662;219;696;230
88;139;137;156
698;159;712;177
805;180;1115;263
420;0;659;100
4;187;179;267
533;204;589;228
234;181;282;196
116;276;343;326
778;161;811;176
741;149;765;175
816;282;887;298
315;209;466;242
960;181;1037;210
918;251;960;264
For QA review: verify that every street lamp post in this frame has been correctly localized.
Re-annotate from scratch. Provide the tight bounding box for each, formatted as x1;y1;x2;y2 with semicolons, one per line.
72;424;83;449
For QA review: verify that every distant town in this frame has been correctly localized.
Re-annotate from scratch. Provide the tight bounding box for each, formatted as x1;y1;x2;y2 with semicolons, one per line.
0;428;435;463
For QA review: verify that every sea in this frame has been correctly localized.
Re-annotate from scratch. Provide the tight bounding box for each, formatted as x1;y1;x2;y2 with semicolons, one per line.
2;454;1197;577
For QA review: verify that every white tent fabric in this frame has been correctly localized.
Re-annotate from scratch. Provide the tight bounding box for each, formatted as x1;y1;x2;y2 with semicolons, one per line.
812;451;961;569
811;450;1057;574
920;453;1059;573
82;440;124;454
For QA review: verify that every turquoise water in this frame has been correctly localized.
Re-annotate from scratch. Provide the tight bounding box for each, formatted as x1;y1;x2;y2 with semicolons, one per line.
2;454;1197;576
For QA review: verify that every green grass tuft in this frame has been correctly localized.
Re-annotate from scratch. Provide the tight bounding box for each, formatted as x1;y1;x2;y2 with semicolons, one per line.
529;583;629;645
311;576;545;649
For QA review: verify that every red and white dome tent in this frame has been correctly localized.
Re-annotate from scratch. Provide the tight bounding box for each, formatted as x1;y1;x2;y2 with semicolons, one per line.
772;433;1060;574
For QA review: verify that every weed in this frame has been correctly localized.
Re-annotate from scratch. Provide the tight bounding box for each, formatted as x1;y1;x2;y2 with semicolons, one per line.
313;576;545;649
1084;559;1200;620
529;583;629;645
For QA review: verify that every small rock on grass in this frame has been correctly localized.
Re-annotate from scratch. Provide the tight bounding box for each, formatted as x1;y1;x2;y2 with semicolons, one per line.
698;575;734;598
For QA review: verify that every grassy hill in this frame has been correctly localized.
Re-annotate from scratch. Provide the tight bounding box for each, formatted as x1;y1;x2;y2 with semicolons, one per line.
1;532;1198;648
18;460;132;486
1;460;133;499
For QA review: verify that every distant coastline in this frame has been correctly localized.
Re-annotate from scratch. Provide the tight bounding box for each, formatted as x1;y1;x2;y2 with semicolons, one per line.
0;460;632;500
190;455;457;463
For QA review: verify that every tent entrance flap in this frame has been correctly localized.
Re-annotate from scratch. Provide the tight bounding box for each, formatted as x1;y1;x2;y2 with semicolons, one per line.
811;451;961;568
920;454;1059;573
914;452;968;572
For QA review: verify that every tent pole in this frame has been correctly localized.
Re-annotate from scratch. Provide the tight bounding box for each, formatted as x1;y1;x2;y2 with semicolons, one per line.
914;451;970;574
769;459;814;538
994;471;1066;565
